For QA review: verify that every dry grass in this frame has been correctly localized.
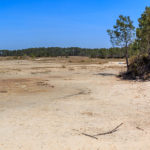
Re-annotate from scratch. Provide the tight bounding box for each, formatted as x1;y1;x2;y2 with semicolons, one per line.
0;56;124;65
0;78;54;94
81;112;94;116
68;67;75;71
31;70;51;74
0;90;8;93
0;56;32;61
33;56;123;64
61;65;66;68
31;67;52;70
11;68;22;71
81;66;87;69
0;70;9;74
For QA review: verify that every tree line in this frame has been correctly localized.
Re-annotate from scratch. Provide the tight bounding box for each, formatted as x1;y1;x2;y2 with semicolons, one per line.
0;47;138;58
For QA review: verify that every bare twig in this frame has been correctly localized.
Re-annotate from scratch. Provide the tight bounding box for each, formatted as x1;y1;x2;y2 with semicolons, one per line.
136;127;144;131
81;133;98;140
81;123;123;139
93;123;123;136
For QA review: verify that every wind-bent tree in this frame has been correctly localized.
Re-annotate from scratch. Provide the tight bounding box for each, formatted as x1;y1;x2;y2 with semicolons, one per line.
136;7;150;54
107;15;135;71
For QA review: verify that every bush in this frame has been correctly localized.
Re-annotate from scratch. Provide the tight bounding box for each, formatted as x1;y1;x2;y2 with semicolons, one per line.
120;54;150;80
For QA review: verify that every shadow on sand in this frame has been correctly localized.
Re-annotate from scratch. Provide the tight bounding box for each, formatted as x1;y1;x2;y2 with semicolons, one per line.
95;73;117;77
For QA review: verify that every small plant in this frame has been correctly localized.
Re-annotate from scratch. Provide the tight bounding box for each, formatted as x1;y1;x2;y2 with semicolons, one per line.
68;60;72;63
80;60;85;63
81;66;87;69
68;67;74;71
61;65;66;68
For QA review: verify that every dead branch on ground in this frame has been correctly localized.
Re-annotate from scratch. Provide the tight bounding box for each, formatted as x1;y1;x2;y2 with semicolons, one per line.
94;123;123;136
81;133;98;140
81;123;123;139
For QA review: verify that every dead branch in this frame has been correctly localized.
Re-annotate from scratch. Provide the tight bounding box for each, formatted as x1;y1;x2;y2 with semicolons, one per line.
81;133;98;140
136;127;144;131
81;123;123;139
93;123;123;136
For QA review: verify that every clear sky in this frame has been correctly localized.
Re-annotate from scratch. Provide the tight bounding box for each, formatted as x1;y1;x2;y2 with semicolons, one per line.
0;0;149;49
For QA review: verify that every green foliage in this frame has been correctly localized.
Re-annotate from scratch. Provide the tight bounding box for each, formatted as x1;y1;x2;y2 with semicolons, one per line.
118;7;150;80
136;6;150;53
107;15;135;70
128;40;140;56
0;47;131;58
107;15;135;47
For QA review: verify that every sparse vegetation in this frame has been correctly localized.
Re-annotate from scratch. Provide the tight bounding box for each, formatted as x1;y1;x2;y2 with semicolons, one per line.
120;55;150;80
61;65;66;68
68;67;75;71
31;70;51;74
0;7;150;81
119;6;150;80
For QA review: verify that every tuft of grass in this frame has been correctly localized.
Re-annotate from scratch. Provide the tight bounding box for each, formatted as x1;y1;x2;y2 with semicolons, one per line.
61;65;66;68
80;60;85;63
68;60;72;63
81;66;87;69
68;67;75;71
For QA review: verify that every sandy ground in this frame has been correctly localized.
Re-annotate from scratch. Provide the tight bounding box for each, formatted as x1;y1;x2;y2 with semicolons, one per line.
0;57;150;150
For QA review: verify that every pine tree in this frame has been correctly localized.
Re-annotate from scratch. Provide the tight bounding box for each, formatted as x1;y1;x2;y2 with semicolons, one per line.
136;7;150;54
107;15;135;71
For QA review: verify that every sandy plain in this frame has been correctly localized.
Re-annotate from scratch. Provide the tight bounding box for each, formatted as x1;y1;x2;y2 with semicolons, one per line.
0;57;150;150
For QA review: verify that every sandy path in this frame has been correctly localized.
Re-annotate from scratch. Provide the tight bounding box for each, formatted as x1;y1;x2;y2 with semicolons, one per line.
0;59;150;150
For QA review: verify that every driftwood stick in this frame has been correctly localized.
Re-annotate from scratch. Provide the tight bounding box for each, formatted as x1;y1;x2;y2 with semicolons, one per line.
136;127;144;131
80;123;123;139
81;133;98;140
94;123;123;136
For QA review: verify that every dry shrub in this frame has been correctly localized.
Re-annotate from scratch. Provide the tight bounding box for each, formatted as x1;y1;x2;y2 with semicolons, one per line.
61;65;66;68
68;67;74;71
31;70;51;74
81;112;93;116
81;66;87;69
80;60;85;63
68;60;72;63
0;56;32;61
120;54;150;80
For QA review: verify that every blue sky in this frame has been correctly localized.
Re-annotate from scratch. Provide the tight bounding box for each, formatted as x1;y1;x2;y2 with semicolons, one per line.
0;0;149;49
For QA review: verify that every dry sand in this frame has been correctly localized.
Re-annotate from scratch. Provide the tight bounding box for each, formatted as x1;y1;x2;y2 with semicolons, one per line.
0;57;150;150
